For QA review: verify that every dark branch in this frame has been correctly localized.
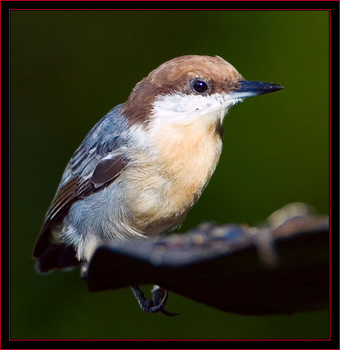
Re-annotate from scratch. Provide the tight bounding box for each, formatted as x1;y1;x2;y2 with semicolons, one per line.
86;203;329;315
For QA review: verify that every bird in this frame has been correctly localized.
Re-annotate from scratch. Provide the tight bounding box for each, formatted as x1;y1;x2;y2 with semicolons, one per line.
33;55;283;314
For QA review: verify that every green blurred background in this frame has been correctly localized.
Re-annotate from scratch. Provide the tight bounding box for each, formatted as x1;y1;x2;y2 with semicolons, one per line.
10;10;329;339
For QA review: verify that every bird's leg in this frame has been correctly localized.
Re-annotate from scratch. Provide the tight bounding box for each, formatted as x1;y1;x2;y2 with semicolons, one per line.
151;285;180;316
130;285;169;314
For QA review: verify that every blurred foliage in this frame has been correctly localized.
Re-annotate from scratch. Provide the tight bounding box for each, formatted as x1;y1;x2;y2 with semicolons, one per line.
10;10;329;339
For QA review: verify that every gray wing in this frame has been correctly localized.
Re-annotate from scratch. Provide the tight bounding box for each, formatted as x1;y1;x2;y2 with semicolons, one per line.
34;104;129;258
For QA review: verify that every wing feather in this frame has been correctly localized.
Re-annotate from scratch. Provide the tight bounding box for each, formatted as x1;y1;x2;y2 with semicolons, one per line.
33;105;130;258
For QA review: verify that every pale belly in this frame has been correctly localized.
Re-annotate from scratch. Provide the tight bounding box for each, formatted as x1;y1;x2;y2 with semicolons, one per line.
124;131;222;235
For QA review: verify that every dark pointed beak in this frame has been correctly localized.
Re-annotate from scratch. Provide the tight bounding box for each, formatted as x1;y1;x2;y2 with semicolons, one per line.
231;80;284;99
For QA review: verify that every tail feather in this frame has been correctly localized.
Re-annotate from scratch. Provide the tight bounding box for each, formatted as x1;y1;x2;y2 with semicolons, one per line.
35;244;80;273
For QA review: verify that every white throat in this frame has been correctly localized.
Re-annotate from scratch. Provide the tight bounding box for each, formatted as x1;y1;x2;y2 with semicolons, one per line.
151;92;243;127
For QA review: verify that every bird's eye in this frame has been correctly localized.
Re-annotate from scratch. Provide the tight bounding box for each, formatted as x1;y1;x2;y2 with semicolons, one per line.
192;79;209;94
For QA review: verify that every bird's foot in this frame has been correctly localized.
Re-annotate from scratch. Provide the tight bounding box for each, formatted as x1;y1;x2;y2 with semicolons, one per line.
130;285;179;316
151;285;180;316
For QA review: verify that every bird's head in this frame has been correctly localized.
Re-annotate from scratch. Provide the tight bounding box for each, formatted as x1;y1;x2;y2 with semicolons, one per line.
122;55;283;131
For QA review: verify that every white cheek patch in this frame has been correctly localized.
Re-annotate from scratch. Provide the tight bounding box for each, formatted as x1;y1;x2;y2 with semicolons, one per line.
152;92;243;124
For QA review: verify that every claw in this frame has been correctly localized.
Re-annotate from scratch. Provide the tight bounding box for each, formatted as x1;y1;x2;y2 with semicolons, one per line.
152;285;180;317
130;285;169;313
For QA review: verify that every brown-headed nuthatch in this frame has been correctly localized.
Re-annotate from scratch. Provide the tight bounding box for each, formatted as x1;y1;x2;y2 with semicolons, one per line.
33;55;283;314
